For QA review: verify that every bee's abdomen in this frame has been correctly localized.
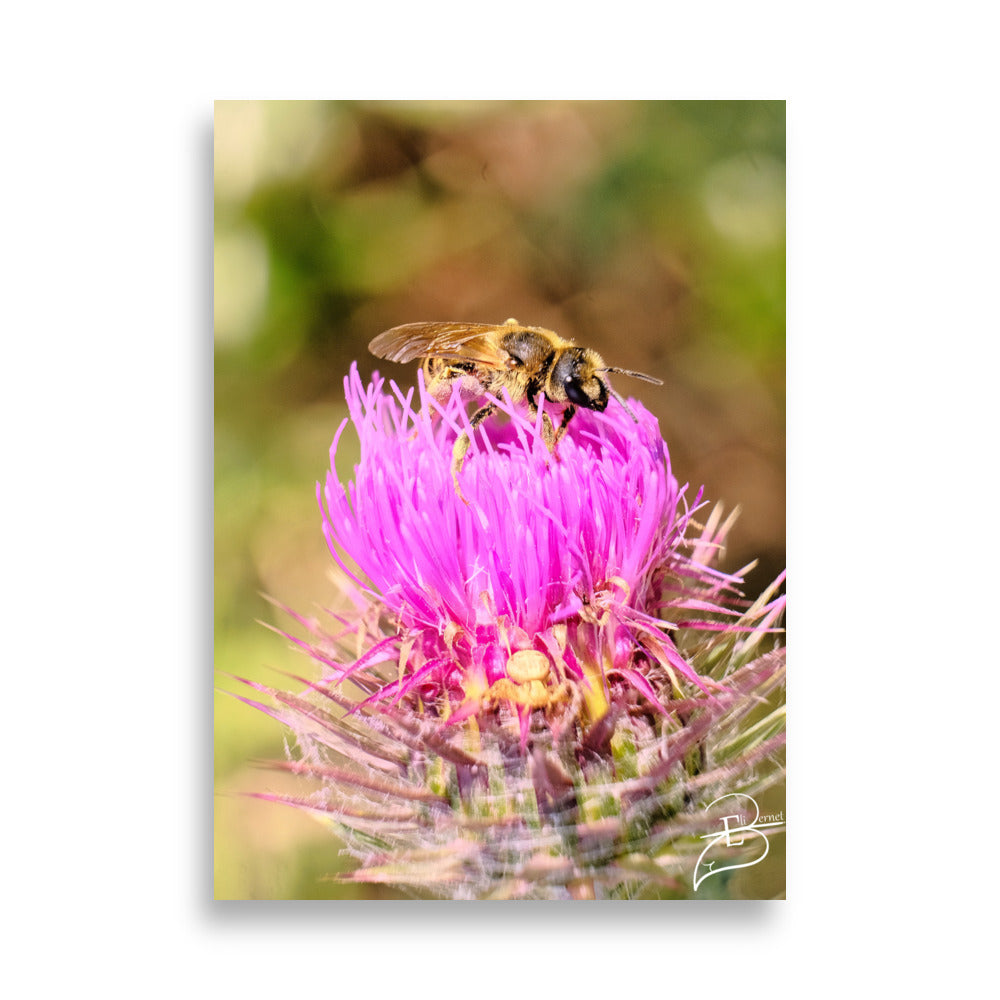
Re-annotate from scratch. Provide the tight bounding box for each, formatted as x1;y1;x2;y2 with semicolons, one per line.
423;356;485;402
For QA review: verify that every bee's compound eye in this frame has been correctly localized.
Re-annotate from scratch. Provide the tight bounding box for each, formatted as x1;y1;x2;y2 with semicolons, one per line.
564;378;592;407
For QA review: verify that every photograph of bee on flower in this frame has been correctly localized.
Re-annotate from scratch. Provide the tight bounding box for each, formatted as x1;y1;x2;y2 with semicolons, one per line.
214;100;786;900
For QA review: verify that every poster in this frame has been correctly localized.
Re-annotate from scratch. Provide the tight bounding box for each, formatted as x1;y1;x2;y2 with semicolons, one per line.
214;101;786;900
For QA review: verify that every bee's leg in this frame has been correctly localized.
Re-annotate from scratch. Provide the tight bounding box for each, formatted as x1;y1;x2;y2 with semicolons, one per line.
538;409;555;450
412;360;449;442
551;404;577;452
526;400;556;453
452;402;496;503
537;404;577;460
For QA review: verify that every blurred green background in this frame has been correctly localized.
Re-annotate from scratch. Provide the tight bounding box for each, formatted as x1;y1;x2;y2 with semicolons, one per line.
214;100;785;899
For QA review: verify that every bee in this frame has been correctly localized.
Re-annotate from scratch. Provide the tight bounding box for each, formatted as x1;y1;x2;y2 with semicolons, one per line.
368;318;663;499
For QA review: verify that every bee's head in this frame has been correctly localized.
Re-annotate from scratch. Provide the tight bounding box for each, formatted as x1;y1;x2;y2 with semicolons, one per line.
551;348;663;420
552;349;610;411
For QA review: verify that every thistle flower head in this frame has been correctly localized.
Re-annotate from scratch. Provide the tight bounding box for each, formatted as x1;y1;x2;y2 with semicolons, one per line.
319;365;749;735
235;363;786;899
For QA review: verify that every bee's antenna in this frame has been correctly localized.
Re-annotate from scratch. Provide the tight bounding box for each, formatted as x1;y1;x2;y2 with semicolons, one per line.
598;367;664;386
607;383;640;423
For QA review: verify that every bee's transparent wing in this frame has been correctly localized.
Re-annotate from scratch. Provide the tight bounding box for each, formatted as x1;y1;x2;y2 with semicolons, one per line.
368;322;507;367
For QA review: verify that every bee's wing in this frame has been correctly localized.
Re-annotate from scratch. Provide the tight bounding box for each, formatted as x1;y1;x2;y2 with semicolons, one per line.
368;322;507;367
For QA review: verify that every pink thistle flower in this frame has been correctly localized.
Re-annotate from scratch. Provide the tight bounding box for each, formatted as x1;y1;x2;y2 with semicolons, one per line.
233;362;786;899
318;364;765;735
